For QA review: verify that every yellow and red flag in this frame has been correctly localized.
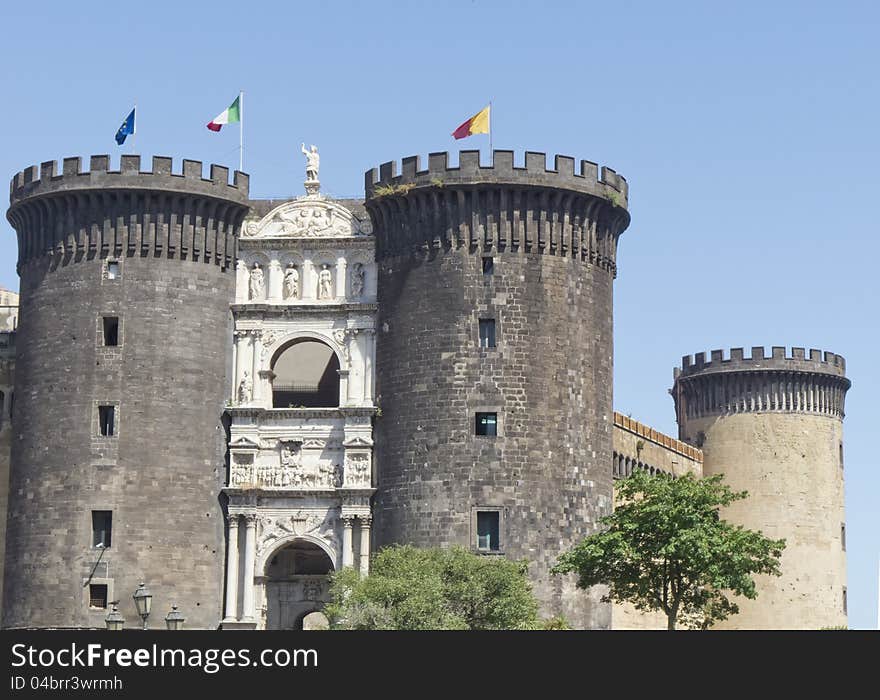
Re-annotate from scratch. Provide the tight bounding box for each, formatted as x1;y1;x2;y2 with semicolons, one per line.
452;105;490;140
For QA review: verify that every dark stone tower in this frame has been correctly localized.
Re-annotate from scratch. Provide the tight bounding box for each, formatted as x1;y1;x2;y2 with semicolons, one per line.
3;155;248;628
365;150;630;628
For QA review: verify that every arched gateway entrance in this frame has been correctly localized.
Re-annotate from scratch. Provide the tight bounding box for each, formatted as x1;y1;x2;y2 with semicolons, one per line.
265;539;334;630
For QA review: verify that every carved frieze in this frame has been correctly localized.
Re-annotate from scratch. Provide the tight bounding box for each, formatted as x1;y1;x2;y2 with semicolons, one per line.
243;198;372;239
257;509;338;555
343;453;371;487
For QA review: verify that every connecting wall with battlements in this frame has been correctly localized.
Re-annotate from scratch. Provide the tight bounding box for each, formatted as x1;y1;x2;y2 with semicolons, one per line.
0;149;850;630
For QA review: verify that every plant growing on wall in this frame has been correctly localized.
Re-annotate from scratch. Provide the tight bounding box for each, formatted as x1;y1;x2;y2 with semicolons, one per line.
552;470;785;630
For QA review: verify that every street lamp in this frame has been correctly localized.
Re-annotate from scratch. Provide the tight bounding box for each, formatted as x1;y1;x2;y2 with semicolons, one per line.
132;582;153;630
105;602;125;631
165;605;185;631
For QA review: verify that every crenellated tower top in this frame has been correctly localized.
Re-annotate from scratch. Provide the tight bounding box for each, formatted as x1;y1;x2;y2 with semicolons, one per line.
364;150;630;274
7;155;250;271
672;346;851;424
9;155;249;203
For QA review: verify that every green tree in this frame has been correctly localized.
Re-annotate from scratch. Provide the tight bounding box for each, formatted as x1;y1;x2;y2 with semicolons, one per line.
325;544;540;630
551;470;785;630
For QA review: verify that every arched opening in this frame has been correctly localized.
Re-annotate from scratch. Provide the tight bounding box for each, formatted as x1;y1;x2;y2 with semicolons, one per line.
265;539;335;630
271;339;340;408
300;611;330;630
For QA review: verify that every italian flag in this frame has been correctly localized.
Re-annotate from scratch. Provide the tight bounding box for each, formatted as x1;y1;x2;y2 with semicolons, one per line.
207;94;241;132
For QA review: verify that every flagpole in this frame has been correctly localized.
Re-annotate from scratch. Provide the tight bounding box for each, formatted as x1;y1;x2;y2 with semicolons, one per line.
131;100;137;155
489;100;493;155
239;90;244;172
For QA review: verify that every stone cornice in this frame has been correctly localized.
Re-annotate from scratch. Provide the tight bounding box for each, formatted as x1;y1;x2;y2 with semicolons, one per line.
231;302;378;317
238;237;374;250
226;406;377;420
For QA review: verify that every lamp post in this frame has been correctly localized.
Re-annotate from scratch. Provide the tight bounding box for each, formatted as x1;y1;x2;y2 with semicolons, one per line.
132;582;153;630
165;605;185;631
105;602;125;631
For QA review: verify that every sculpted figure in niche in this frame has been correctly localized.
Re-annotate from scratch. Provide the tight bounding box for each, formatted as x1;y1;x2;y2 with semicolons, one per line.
237;371;252;404
301;143;320;182
350;262;365;298
248;262;265;300
318;264;333;300
283;263;299;299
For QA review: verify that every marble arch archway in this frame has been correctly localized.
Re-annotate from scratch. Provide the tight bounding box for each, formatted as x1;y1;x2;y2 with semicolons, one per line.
261;536;336;631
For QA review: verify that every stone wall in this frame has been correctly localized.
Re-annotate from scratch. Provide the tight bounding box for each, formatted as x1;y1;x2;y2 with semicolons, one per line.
681;411;847;629
367;151;630;629
673;347;849;629
0;288;17;618
3;157;248;629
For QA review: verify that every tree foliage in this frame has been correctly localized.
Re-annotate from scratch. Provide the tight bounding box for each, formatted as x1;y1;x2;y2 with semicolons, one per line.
325;544;540;630
552;470;785;630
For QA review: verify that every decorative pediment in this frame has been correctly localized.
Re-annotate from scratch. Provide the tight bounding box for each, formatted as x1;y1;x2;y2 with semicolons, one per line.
343;436;374;448
243;196;372;239
230;436;261;449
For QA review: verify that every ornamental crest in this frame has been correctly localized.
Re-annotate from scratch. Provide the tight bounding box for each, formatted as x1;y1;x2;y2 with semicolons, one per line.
243;198;372;239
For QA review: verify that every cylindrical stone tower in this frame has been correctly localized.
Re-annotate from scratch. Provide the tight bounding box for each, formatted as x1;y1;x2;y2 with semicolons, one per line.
672;346;850;629
365;150;630;628
3;155;249;628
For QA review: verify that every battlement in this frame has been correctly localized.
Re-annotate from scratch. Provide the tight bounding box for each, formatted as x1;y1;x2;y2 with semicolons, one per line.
363;150;630;271
365;150;627;206
613;411;702;462
7;156;250;271
675;346;847;379
673;346;850;421
10;155;249;204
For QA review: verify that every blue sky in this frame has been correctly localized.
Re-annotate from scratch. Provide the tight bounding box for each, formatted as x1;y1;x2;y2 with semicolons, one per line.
1;0;877;628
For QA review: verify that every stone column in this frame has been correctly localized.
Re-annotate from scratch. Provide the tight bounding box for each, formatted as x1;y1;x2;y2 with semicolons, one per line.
234;331;250;404
223;514;240;621
363;330;374;405
235;259;248;304
230;337;238;404
348;331;364;405
252;332;263;404
359;517;371;575
342;516;355;568
302;259;314;301
268;259;282;302
336;256;347;299
242;514;257;620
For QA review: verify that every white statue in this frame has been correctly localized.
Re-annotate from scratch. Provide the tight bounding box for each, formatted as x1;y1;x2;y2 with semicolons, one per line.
318;264;333;300
237;371;252;404
350;262;365;298
283;263;299;299
248;263;265;300
301;143;320;182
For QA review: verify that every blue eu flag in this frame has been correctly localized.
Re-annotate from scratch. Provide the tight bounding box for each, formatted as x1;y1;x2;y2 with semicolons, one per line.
115;108;135;145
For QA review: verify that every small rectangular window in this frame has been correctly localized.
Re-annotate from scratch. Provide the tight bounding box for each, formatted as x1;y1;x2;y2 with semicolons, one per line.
476;511;500;551
842;587;847;615
475;412;497;437
89;583;108;609
839;443;844;469
479;319;496;348
107;261;120;279
103;317;119;346
482;257;494;275
92;510;112;548
98;405;115;437
841;523;846;551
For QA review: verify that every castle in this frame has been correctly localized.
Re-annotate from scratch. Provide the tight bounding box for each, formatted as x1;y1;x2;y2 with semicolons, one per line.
0;148;849;630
